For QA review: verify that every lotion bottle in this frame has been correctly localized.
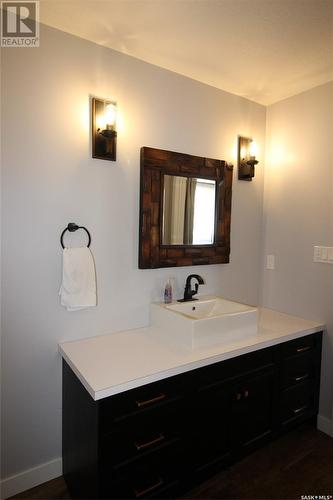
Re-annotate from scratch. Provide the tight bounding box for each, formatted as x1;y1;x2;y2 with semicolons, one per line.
164;279;173;304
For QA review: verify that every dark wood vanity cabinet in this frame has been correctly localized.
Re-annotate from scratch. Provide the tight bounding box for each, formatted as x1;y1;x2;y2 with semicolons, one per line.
63;332;322;499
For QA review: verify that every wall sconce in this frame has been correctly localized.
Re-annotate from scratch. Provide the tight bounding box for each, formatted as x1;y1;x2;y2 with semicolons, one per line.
92;97;117;161
238;136;259;181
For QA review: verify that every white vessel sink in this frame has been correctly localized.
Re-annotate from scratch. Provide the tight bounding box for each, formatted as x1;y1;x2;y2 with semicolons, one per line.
151;296;258;350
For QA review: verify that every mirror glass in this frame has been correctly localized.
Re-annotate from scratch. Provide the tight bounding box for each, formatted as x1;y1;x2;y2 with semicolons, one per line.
162;175;216;245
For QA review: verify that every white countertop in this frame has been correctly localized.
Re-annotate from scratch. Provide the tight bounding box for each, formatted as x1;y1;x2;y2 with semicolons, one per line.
59;308;324;401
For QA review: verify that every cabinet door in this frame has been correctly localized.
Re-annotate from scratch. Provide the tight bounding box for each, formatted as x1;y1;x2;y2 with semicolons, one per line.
231;370;276;454
188;383;232;472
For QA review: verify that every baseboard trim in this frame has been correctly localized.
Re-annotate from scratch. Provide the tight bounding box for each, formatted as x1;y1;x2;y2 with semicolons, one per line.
1;457;62;499
317;414;333;437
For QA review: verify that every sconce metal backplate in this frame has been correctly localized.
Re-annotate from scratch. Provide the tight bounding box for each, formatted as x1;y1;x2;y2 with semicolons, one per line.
238;136;255;181
91;97;117;161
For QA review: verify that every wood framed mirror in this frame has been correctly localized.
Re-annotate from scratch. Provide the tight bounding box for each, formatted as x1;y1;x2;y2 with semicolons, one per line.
139;147;233;269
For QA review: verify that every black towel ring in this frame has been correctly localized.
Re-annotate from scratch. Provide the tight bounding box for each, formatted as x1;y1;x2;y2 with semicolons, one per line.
60;223;91;249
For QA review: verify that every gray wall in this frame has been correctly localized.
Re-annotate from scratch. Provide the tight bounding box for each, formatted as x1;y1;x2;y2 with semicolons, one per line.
262;81;333;420
1;24;266;479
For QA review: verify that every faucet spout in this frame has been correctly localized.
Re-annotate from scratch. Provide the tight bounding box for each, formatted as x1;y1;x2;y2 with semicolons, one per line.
178;274;205;302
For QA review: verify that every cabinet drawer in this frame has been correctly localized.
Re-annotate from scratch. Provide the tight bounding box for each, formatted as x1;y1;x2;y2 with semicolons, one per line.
280;381;316;424
100;377;183;426
101;390;184;433
281;352;316;389
100;441;183;498
281;334;317;360
101;475;180;499
101;405;183;466
102;432;181;469
197;347;275;390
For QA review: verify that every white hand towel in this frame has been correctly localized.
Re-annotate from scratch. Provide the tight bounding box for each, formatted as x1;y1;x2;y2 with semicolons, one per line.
59;247;97;311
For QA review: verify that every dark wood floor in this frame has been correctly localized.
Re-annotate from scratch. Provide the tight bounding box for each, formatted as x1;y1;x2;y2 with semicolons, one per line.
10;424;333;500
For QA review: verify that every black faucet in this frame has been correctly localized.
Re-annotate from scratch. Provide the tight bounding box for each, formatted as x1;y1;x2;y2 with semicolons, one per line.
178;274;205;302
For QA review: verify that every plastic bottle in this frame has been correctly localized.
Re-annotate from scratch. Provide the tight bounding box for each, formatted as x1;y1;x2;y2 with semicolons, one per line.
164;279;173;304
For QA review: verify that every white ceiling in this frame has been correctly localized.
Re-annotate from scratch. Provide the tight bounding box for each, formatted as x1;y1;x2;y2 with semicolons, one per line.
39;0;333;105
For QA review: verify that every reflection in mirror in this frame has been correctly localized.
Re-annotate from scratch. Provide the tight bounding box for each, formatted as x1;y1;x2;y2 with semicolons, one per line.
162;175;216;245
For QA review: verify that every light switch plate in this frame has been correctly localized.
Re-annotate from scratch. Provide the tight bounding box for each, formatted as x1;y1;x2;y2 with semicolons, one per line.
328;248;333;262
313;246;321;262
266;254;275;270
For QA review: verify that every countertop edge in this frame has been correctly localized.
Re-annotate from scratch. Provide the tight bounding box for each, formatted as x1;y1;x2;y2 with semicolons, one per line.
59;346;96;400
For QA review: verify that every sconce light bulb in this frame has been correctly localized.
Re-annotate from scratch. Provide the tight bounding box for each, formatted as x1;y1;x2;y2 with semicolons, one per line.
105;103;117;129
249;140;258;158
240;146;247;160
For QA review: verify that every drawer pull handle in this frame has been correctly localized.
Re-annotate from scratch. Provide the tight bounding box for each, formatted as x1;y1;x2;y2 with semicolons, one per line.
135;432;165;451
135;393;166;408
294;405;308;414
134;477;164;498
295;374;309;382
296;346;311;353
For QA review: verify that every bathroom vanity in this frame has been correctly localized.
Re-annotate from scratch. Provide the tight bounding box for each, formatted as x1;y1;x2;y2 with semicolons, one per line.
60;307;323;499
